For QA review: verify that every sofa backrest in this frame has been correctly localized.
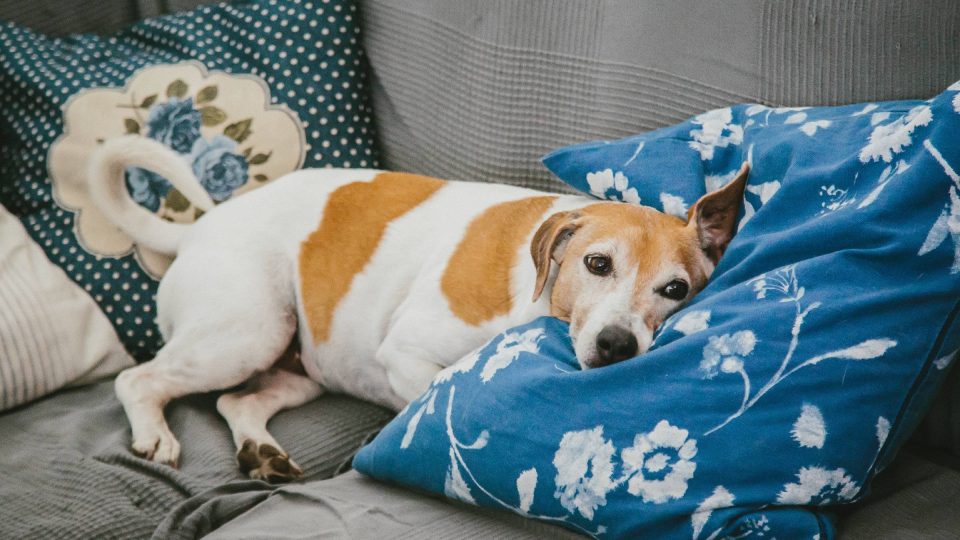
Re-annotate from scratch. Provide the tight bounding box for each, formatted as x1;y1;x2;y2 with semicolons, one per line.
361;0;960;192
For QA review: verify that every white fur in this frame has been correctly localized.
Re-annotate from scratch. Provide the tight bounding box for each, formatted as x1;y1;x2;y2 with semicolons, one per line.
88;135;215;255
92;136;725;474
91;137;600;471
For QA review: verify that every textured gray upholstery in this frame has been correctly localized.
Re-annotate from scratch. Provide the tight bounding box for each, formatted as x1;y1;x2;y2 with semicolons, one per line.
841;450;960;539
0;380;392;539
361;0;960;192
203;470;583;540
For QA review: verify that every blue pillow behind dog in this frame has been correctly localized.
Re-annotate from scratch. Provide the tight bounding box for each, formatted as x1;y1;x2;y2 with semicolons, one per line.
354;83;960;538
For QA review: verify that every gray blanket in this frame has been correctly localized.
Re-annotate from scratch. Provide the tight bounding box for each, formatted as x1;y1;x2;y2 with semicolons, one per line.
0;379;393;539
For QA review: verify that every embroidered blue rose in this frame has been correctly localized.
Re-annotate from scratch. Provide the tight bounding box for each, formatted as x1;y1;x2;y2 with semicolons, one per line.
146;97;201;153
189;135;249;201
124;167;172;212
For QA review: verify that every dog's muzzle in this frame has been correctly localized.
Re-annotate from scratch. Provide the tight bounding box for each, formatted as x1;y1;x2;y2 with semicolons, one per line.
594;324;639;366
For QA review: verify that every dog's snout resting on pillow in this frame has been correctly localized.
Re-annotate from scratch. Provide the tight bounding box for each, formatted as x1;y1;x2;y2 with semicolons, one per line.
88;135;747;481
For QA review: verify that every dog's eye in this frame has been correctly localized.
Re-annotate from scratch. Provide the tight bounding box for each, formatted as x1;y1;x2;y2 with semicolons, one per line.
583;254;613;276
660;279;689;300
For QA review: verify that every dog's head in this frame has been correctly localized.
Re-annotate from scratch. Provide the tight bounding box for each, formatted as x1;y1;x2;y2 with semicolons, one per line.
531;164;749;369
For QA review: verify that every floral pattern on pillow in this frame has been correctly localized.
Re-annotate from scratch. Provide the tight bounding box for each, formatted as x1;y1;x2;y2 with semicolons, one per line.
49;61;305;277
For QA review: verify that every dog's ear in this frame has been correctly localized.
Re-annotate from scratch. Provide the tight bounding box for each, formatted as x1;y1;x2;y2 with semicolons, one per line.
531;211;580;302
687;162;749;264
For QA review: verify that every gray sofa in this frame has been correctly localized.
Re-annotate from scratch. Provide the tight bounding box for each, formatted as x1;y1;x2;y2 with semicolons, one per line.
2;1;959;538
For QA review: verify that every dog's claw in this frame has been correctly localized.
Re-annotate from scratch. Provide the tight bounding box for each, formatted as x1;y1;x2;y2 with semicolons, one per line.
237;439;303;483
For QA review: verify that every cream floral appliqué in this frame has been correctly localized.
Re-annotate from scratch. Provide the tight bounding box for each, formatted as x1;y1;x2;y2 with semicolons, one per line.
49;61;305;277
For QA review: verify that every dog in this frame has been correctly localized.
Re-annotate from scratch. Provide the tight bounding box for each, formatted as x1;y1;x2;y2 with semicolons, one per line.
89;135;748;481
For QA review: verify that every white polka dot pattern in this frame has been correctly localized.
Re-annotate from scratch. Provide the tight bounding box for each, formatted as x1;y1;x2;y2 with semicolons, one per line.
0;0;380;360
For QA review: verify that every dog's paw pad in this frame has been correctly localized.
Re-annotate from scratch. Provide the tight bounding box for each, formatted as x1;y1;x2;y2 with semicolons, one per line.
237;439;303;483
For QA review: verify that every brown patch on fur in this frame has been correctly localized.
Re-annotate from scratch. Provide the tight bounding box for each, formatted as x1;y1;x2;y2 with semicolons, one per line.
300;173;444;343
531;210;581;302
442;196;557;325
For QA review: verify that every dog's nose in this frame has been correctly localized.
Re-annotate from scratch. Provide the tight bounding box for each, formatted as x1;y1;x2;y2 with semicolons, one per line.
595;325;639;366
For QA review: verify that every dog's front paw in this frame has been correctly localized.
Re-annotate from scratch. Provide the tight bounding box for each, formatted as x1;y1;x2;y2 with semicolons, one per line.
237;439;303;483
131;429;181;468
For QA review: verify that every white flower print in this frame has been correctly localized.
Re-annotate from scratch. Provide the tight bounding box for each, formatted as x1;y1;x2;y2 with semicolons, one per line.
776;466;859;505
516;468;538;513
621;420;698;504
935;350;957;370
818;184;856;214
441;387;604;537
851;103;878;117
706;265;896;435
621;189;641;205
445;448;477;504
675;310;711;336
689;107;744;160
699;331;756;380
552;426;617;520
745;105;809;128
586;168;641;204
400;388;437;449
800;120;832;136
724;514;772;539
587;168;624;195
480;328;545;382
691;486;735;540
870;111;891;126
705;170;738;193
433;346;483;384
623;141;645;167
747;180;781;205
920;140;960;273
784;112;807;124
859;105;932;163
739;180;781;231
876;416;891;448
660;193;689;218
791;404;826;449
954;93;960;114
858;160;910;209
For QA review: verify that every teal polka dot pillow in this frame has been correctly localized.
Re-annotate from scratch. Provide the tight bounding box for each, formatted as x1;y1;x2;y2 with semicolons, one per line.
0;0;379;360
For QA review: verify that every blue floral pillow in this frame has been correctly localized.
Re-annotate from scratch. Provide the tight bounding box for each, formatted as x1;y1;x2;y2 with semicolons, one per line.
354;83;960;538
0;0;378;359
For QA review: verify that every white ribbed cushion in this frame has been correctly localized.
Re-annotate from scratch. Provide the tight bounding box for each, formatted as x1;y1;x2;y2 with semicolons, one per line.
0;204;133;411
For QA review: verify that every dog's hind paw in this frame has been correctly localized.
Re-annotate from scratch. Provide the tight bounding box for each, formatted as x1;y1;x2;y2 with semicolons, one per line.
237;439;303;483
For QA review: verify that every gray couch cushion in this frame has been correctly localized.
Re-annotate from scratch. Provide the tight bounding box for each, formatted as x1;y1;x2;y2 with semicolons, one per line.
841;449;960;539
204;470;584;539
361;0;960;192
0;379;392;539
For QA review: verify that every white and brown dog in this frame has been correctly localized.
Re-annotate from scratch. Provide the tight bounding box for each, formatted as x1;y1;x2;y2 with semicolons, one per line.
89;136;747;481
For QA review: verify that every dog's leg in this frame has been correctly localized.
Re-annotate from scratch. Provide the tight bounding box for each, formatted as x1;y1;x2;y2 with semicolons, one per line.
114;300;295;467
376;338;444;407
216;368;321;482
